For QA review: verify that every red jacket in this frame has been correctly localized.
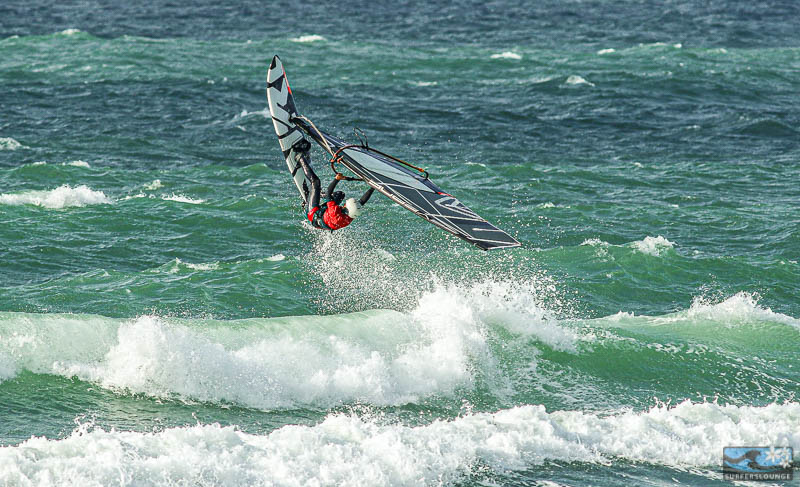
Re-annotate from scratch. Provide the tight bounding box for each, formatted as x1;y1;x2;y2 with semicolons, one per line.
308;201;352;230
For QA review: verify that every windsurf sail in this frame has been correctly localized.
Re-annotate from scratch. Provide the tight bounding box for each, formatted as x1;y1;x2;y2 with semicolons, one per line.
293;117;521;251
267;55;520;251
266;56;312;204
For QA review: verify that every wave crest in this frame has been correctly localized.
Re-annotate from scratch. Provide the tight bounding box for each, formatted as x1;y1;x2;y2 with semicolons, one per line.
0;185;111;208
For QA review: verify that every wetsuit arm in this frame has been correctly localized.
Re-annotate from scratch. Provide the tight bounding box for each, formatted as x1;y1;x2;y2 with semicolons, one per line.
359;187;375;206
326;178;339;200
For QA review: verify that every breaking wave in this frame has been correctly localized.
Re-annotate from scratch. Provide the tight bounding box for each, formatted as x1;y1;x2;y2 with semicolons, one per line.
1;401;797;486
0;137;25;150
490;51;522;60
0;185;111;208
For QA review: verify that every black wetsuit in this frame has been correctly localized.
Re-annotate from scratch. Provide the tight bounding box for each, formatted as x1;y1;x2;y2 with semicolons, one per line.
294;141;374;230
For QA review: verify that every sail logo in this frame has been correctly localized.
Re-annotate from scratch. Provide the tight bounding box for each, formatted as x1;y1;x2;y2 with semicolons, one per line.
723;447;793;481
434;195;479;219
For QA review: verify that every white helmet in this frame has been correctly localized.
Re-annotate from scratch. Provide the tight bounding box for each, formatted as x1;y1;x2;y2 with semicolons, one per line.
345;198;362;217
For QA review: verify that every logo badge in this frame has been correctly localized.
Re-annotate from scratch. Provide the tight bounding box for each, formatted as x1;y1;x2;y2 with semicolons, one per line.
434;195;479;219
723;447;793;481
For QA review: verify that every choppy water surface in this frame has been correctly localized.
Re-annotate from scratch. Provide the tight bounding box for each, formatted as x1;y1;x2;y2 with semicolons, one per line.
1;1;798;485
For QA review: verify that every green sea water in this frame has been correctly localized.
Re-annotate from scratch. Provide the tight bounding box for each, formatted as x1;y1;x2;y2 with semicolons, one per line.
1;2;799;485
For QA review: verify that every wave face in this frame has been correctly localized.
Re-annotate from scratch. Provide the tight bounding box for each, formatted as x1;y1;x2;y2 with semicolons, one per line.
3;2;800;485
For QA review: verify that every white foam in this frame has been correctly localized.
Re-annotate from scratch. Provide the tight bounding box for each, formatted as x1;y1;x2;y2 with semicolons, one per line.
420;282;578;353
597;48;615;55
0;185;111;208
54;313;468;408
491;51;522;60
0;137;24;150
0;312;119;381
596;291;800;334
1;401;797;486
32;64;66;73
144;179;162;190
167;258;220;273
580;238;609;247
565;75;595;87
631;235;674;256
687;292;800;329
290;34;326;43
410;81;438;87
266;254;286;262
162;193;205;204
17;160;89;168
120;193;150;201
58;28;82;36
606;311;636;322
526;75;556;84
0;352;16;383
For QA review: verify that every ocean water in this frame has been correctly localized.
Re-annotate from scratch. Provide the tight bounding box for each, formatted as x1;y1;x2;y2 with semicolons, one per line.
1;1;799;485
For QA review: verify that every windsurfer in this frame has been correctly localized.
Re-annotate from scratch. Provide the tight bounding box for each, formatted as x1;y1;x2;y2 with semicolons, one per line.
293;139;374;231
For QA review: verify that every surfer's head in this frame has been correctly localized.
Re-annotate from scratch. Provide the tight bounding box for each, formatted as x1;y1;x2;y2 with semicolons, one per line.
345;198;362;217
331;191;345;205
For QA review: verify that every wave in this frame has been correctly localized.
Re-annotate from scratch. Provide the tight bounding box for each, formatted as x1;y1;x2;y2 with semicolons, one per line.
0;279;576;409
1;401;797;486
144;179;162;190
581;235;676;257
2;283;796;410
0;311;471;408
290;34;326;43
0;137;25;150
161;193;205;204
686;292;800;330
0;185;110;208
739;119;797;137
120;192;206;204
490;51;522;60
565;75;595;87
598;292;800;332
631;235;675;256
165;258;220;273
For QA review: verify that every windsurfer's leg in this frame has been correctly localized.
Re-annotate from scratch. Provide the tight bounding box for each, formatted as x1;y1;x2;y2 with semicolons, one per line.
294;141;321;209
307;172;321;210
